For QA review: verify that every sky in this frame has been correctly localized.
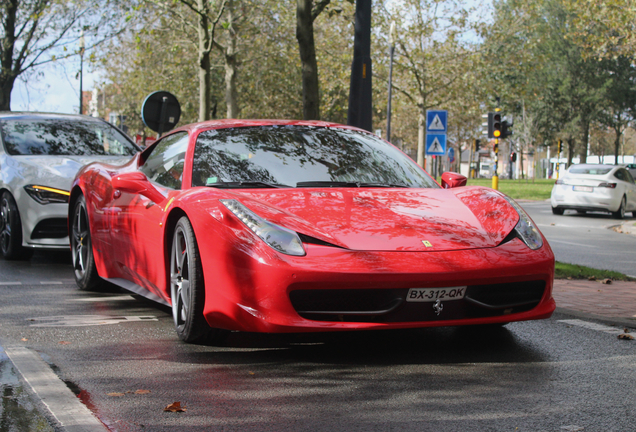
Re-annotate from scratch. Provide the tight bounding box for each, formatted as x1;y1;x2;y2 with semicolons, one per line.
11;52;98;114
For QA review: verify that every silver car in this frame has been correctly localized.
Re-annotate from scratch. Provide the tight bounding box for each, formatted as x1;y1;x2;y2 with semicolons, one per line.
550;163;636;219
0;112;139;259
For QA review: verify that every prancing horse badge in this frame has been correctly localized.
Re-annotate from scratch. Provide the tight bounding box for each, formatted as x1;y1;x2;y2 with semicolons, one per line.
422;240;433;247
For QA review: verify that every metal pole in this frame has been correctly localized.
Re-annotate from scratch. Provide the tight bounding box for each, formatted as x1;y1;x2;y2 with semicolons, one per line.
347;0;373;132
78;31;85;115
386;22;396;142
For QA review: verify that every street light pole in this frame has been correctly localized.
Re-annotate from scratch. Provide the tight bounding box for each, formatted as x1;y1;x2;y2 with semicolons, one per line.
79;31;85;115
386;22;396;143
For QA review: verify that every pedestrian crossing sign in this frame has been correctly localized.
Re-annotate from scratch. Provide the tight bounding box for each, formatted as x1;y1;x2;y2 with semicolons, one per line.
426;134;446;156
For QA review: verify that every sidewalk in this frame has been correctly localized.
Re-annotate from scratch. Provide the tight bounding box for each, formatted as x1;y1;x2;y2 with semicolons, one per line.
553;278;636;328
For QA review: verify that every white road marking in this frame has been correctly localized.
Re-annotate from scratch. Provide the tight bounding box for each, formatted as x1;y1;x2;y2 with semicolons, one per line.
28;315;158;327
0;281;22;285
73;295;136;302
558;319;628;336
547;239;596;248
40;281;63;285
4;346;108;431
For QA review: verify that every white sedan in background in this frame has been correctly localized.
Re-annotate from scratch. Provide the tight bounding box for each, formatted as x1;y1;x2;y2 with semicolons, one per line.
551;164;636;219
0;112;139;260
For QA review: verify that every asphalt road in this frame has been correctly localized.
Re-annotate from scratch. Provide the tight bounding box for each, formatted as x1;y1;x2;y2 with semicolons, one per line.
1;202;635;432
0;250;635;431
521;200;636;277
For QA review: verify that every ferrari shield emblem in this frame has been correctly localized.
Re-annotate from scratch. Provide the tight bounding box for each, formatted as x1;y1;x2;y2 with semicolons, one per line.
422;240;433;248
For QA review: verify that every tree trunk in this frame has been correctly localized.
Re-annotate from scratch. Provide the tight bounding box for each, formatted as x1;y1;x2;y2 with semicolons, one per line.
613;126;621;165
197;0;211;121
416;102;426;168
224;0;239;119
0;0;19;111
580;119;590;164
567;137;575;168
296;0;320;120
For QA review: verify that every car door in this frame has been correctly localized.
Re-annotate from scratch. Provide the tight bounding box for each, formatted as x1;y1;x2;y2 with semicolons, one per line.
111;131;190;295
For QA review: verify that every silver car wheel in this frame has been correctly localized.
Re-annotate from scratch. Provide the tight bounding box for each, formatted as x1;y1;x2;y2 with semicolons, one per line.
0;197;11;254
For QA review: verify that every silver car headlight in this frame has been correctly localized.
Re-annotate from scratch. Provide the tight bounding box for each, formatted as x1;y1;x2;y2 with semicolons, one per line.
502;195;543;250
220;199;306;256
24;185;70;204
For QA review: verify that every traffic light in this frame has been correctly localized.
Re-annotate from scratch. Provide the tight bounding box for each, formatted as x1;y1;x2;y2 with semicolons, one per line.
557;139;563;154
501;120;513;138
510;151;517;162
492;112;502;138
474;139;481;152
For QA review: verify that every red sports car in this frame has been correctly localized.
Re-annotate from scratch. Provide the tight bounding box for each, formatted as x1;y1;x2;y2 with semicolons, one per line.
69;120;555;344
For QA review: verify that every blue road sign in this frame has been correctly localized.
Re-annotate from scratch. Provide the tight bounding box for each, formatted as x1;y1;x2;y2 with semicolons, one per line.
426;134;446;156
426;110;447;133
448;147;455;163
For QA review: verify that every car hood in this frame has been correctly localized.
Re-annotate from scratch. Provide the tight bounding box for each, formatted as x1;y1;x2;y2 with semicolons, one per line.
228;186;520;252
7;154;131;190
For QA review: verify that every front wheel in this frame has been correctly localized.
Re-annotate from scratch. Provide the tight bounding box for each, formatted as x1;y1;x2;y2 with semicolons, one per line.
612;196;626;219
170;216;226;344
0;191;32;260
71;195;103;290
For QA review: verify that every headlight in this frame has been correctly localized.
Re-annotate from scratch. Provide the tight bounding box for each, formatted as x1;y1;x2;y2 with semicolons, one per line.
220;199;306;256
24;185;70;204
502;195;543;250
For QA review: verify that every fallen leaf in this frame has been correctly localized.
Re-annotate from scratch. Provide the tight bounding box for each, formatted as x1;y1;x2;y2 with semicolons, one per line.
58;341;71;345
566;277;572;280
21;338;28;341
601;279;612;284
107;392;126;397
618;334;634;340
164;401;186;412
624;328;631;334
588;276;596;281
135;390;151;394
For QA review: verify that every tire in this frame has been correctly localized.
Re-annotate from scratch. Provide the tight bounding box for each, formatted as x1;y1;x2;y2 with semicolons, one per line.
170;216;226;344
0;191;32;260
551;206;564;215
612;196;626;219
70;195;103;290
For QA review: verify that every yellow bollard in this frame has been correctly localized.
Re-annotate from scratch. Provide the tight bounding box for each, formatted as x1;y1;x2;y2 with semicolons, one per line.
492;174;499;190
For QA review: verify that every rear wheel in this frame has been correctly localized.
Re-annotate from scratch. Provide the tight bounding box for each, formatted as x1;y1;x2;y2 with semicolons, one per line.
612;196;626;219
170;216;226;344
0;191;32;260
71;195;103;290
551;206;564;215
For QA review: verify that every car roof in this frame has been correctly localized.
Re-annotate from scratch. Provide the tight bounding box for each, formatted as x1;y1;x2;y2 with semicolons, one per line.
168;119;370;135
0;111;103;122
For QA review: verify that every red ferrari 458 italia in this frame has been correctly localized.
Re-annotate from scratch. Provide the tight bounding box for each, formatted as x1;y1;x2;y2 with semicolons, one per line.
69;120;555;344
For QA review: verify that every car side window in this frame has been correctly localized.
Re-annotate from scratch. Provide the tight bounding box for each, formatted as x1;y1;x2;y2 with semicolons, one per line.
624;169;636;185
614;169;626;182
139;132;189;189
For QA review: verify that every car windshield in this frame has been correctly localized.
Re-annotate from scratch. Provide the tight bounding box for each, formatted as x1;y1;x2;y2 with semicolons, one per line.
568;166;612;175
0;117;138;156
192;126;438;188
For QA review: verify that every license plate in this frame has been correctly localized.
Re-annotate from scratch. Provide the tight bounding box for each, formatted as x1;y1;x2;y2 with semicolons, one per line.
573;186;593;192
406;286;467;302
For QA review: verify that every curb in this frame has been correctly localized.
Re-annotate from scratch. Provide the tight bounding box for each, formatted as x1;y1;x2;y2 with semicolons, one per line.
555;307;636;330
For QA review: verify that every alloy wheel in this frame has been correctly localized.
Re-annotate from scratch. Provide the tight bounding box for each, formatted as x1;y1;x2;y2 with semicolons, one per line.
71;201;90;279
170;226;191;331
0;197;11;254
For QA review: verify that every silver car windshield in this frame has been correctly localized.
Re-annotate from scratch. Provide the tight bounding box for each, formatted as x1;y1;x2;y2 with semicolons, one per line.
0;117;138;156
192;126;438;188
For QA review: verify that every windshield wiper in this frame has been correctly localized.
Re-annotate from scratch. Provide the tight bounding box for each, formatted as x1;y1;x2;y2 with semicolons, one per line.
206;181;291;189
295;181;409;188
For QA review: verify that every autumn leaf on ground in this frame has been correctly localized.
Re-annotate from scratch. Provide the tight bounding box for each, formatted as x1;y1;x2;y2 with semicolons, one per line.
164;401;186;412
588;276;596;281
135;390;151;394
600;279;612;284
58;341;71;345
107;392;126;397
21;338;28;341
618;334;634;340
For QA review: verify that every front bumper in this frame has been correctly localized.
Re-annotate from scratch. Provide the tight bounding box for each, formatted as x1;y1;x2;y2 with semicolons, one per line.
199;236;555;333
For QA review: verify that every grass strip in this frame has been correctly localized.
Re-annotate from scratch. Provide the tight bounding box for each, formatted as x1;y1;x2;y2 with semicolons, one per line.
555;261;635;281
